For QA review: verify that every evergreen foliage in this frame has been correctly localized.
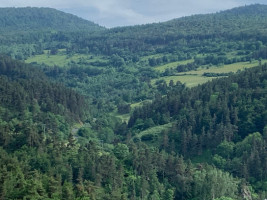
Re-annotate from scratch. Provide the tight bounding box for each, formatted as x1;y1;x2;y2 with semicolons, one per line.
0;7;104;33
0;4;267;200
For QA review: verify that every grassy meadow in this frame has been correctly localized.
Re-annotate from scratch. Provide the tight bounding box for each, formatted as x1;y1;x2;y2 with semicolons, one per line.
154;59;194;72
26;49;107;67
152;59;266;87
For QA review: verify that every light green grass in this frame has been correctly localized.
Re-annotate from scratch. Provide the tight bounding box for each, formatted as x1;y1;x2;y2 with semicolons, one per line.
26;50;107;67
184;60;264;75
114;113;131;123
130;100;152;109
154;59;194;72
135;123;173;139
130;102;143;109
114;100;153;123
26;54;68;66
152;60;266;87
131;122;174;147
152;74;215;87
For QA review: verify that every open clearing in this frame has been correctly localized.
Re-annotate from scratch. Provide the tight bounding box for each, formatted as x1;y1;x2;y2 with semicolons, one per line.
182;60;264;75
133;123;173;141
152;60;266;87
25;49;107;67
154;59;194;72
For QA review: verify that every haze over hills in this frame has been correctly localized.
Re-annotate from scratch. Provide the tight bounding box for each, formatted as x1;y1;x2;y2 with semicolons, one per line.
0;7;105;33
84;4;267;56
0;4;266;200
0;4;266;33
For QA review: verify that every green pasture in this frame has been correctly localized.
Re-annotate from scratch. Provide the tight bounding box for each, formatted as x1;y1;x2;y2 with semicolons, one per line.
152;60;266;87
134;123;173;142
152;75;215;87
113;100;153;123
154;59;194;72
130;100;152;109
183;60;263;75
26;49;107;67
113;112;131;123
140;53;166;61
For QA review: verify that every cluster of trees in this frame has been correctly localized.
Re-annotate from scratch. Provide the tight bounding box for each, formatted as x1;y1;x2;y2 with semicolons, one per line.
202;72;233;77
0;7;104;60
0;139;246;200
63;5;267;61
0;7;103;33
42;63;157;114
2;57;265;199
0;54;245;199
0;56;89;150
128;64;267;195
1;4;267;199
2;5;267;66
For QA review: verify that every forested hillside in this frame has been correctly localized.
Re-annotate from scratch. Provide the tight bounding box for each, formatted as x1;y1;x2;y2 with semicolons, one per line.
0;7;104;61
0;4;266;200
0;55;88;145
69;4;267;59
0;7;104;33
129;63;267;193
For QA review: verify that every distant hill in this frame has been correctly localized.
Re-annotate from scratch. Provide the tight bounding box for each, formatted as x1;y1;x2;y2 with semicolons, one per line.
111;3;267;39
0;4;267;200
223;3;267;16
0;7;105;33
71;4;267;57
163;4;267;34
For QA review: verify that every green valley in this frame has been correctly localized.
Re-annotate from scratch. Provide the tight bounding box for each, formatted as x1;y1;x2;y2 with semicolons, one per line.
0;4;266;200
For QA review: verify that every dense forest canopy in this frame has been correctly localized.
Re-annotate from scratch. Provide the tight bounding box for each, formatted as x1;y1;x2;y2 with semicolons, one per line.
69;4;267;57
0;7;104;33
0;4;266;200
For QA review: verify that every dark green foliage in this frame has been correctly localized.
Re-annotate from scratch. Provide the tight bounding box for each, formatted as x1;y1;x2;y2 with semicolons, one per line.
0;7;104;60
0;55;87;120
1;4;267;200
66;4;267;64
113;143;129;160
0;55;88;151
129;64;267;197
0;7;104;33
117;103;131;114
203;72;233;77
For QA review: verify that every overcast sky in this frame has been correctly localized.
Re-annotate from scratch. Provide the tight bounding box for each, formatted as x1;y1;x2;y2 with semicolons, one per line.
0;0;266;27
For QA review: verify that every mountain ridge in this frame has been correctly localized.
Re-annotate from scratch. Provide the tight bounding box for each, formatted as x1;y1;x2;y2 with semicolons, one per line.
0;7;105;33
1;4;267;32
0;4;266;199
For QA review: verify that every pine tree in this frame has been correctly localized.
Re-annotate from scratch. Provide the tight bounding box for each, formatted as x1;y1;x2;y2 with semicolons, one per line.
62;181;74;200
163;189;174;200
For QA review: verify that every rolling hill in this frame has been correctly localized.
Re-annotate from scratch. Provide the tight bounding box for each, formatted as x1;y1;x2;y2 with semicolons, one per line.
0;4;266;200
0;7;104;33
